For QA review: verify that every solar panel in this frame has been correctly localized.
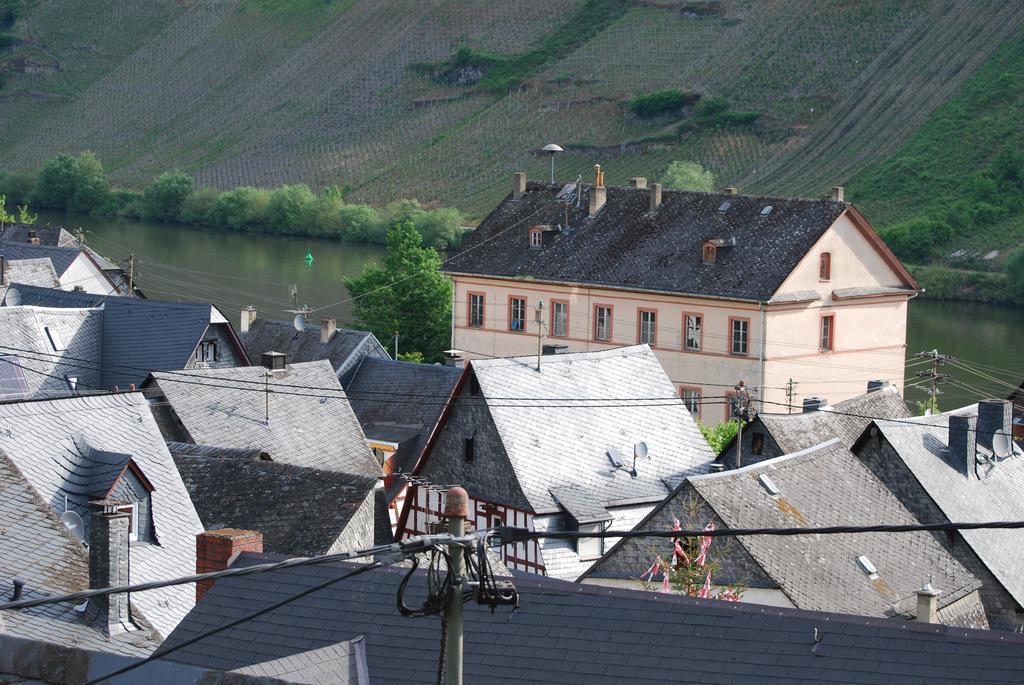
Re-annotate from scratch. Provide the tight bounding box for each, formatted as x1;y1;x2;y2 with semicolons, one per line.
0;357;30;399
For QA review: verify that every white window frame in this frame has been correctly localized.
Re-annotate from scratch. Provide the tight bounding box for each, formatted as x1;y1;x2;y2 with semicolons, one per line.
684;314;702;351
552;301;569;337
116;504;139;542
639;310;657;345
469;293;485;328
594;306;612;342
509;297;526;332
731;319;749;356
577;521;606;561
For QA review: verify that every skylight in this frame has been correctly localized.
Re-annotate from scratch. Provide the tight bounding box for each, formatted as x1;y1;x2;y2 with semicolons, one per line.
45;326;65;351
0;356;29;399
760;205;773;216
718;201;731;212
856;555;879;578
758;473;780;496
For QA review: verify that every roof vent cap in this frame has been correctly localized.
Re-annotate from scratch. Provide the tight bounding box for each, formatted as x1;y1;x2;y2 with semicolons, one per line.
718;201;731;213
760;205;773;216
757;474;780;496
856;555;879;578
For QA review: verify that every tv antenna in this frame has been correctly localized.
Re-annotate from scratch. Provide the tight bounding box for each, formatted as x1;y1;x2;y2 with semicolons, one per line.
285;284;310;331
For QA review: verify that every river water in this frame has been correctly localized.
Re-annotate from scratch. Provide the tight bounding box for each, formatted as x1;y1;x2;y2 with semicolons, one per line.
33;211;1024;410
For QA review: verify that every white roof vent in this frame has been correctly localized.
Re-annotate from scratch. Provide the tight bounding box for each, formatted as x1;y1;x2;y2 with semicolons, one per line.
760;205;773;216
856;555;879;579
758;474;780;496
717;201;731;212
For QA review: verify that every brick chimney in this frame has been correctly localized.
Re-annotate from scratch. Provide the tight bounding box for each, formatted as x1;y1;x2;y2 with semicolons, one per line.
949;414;978;478
649;183;662;211
320;318;337;344
976;399;1011;452
724;186;738;196
240;306;258;333
830;186;845;202
629;177;647;189
588;164;606;218
915;582;940;623
84;500;134;636
196;529;263;602
27;230;39;245
512;172;527;200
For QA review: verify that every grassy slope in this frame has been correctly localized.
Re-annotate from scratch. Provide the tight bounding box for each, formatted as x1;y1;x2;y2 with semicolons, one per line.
0;0;1022;249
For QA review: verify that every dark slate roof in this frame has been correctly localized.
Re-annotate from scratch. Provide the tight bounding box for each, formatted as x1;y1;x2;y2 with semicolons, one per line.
166;441;270;461
172;453;377;557
0;224;78;246
872;406;1024;609
240;319;387;377
3;284;236;389
584;440;982;622
150;361;379;476
160;552;1024;684
0;242;83;277
3;257;60;288
442;182;851;301
345;357;461;499
0;451;157;655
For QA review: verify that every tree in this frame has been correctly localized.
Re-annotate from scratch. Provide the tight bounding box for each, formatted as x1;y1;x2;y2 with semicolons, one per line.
31;151;110;212
343;220;452;362
1006;245;1024;300
661;160;715;192
142;170;194;222
641;510;744;601
697;418;739;455
70;151;109;213
266;184;317;233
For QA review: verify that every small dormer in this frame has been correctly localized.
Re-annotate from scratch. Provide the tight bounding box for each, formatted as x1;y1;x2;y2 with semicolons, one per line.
702;242;716;265
529;226;543;249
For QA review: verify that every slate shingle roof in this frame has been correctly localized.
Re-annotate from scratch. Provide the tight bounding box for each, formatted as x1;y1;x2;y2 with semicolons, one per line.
3;257;60;288
0;306;103;399
3;284;241;389
442;182;855;301
872;407;1024;609
345;357;461;499
0;242;84;277
0;393;203;639
0;451;158;655
468;345;713;514
173;453;377;557
240;319;387;378
160;552;1024;684
0;224;78;246
150;360;378;476
230;637;367;684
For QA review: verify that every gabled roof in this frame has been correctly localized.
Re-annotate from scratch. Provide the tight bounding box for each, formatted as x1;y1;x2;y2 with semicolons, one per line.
159;552;1024;683
0;393;203;639
150;361;378;476
3;284;244;389
0;306;103;400
726;386;911;459
869;406;1024;609
0;451;158;655
443;182;862;301
240;319;387;377
345;357;461;499
167;441;270;461
3;257;60;288
173;453;377;557
0;242;84;277
583;440;983;622
463;345;712;514
0;224;78;246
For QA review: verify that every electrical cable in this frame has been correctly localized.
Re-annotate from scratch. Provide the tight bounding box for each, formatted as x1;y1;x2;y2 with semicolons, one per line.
83;553;411;685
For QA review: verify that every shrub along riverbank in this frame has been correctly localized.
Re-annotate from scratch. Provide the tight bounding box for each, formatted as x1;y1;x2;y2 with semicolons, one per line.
0;152;466;249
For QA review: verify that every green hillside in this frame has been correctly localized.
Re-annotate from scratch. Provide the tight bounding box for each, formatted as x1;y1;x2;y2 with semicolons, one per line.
0;0;1022;256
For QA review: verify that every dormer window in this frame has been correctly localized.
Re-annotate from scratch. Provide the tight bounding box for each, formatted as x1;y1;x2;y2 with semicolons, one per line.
195;340;218;363
702;242;716;265
529;228;543;249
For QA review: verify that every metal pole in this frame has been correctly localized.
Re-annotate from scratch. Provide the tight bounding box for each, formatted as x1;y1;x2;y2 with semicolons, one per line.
265;370;270;426
534;301;544;371
128;253;134;297
549;154;555;184
444;487;468;685
394;332;399;361
736;417;743;469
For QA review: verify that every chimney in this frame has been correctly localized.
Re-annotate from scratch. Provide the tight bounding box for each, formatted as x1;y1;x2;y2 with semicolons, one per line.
803;397;827;413
830;186;845;202
724;186;738;196
915;582;941;624
588;164;606;217
949;414;978;478
240;306;258;333
976;399;1012;452
27;230;39;245
512;172;527;200
629;177;648;189
866;379;888;393
10;578;24;601
84;500;133;636
320;318;337;344
261;351;286;371
196;529;263;602
649;183;662;211
0;255;5;286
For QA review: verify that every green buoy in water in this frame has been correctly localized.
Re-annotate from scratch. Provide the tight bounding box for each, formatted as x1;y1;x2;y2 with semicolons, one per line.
305;251;314;266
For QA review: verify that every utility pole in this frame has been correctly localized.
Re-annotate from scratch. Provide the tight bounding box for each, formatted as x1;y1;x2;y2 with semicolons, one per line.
123;253;136;297
264;369;270;426
785;378;797;414
915;349;952;414
732;381;756;468
534;300;545;371
444;486;468;685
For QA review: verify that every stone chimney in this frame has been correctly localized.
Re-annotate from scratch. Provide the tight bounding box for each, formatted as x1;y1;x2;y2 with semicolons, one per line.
196;529;263;602
949;414;978;477
261;351;286;372
588;164;606;218
320;318;337;344
84;500;133;636
830;186;845;202
976;399;1012;452
27;230;39;245
512;172;527;200
240;306;258;333
649;183;662;211
724;186;738;196
629;177;647;189
0;255;6;286
915;582;940;623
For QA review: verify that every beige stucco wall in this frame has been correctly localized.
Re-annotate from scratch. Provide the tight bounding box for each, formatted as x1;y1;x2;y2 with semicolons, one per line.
60;254;115;294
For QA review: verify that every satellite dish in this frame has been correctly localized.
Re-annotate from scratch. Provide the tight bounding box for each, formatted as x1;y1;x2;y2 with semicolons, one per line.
993;430;1012;460
293;313;306;331
542;143;564;184
5;287;20;306
542;143;564;153
634;441;649;460
60;510;85;543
